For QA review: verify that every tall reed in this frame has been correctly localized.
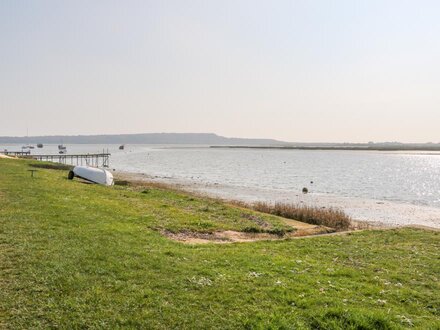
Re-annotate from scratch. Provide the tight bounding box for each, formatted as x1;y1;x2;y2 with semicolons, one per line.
252;201;352;230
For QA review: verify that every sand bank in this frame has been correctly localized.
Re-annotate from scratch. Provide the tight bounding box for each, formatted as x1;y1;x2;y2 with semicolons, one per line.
0;154;15;159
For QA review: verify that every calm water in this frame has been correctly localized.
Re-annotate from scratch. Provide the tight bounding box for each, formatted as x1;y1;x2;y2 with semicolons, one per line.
4;144;440;208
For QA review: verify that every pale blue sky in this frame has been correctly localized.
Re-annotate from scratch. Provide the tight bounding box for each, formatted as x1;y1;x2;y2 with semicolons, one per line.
1;0;439;142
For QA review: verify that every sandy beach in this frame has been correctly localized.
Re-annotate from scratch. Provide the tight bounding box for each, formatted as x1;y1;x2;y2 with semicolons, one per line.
116;171;440;229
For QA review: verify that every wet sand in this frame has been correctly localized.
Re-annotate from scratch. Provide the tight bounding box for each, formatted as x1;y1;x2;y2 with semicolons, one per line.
116;171;440;229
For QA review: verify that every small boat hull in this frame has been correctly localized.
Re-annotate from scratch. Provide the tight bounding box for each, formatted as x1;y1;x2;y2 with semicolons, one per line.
69;166;114;186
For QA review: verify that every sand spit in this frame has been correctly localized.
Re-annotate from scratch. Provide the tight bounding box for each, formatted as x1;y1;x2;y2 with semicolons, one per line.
0;154;16;159
116;171;440;229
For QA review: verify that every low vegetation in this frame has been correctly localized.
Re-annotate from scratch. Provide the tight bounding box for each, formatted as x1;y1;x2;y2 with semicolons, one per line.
29;163;73;171
1;159;439;329
251;201;352;231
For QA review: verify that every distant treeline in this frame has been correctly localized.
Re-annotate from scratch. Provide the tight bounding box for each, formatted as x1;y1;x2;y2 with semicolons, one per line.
211;144;440;151
0;133;285;146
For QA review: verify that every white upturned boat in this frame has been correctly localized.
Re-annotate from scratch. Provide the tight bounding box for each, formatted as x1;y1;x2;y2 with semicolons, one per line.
68;166;114;186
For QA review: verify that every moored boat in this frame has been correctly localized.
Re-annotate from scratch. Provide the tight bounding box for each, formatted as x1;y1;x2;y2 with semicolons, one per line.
68;166;114;186
22;145;34;150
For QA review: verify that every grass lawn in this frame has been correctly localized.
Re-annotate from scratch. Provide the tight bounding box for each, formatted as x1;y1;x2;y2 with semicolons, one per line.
0;159;439;329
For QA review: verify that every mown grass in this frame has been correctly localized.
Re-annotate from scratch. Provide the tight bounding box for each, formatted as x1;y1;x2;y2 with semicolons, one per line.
0;159;439;329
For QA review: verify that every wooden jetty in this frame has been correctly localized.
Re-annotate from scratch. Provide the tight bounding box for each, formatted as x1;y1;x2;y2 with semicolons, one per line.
30;153;111;168
2;151;31;156
1;150;111;168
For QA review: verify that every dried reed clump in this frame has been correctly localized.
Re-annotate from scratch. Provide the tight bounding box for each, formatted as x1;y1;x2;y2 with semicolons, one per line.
252;202;352;230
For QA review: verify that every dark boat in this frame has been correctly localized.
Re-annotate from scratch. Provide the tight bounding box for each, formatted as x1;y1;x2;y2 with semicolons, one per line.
119;145;125;150
22;145;34;150
37;143;43;148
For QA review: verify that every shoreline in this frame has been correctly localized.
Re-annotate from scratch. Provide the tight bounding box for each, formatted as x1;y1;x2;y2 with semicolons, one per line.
115;170;440;229
210;145;440;152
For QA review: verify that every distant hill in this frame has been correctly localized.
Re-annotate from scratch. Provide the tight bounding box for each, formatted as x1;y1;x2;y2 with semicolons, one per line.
0;133;287;146
2;133;439;150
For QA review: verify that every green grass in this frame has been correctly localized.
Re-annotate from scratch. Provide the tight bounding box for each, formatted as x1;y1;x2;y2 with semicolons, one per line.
0;159;439;329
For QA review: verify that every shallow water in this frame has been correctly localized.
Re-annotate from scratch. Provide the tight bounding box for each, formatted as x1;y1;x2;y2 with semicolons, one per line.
4;144;440;208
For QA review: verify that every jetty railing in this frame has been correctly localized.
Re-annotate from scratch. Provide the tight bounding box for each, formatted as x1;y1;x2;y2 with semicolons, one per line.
2;151;31;156
29;153;111;168
1;150;111;168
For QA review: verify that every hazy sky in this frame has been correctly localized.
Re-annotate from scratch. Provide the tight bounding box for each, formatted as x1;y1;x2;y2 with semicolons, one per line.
1;1;439;142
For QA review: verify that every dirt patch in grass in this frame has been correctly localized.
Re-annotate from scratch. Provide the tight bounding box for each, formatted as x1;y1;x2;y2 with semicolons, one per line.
162;224;336;244
163;230;284;244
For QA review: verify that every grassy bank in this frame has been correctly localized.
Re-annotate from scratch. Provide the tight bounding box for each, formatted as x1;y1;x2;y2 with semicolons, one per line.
1;159;439;329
